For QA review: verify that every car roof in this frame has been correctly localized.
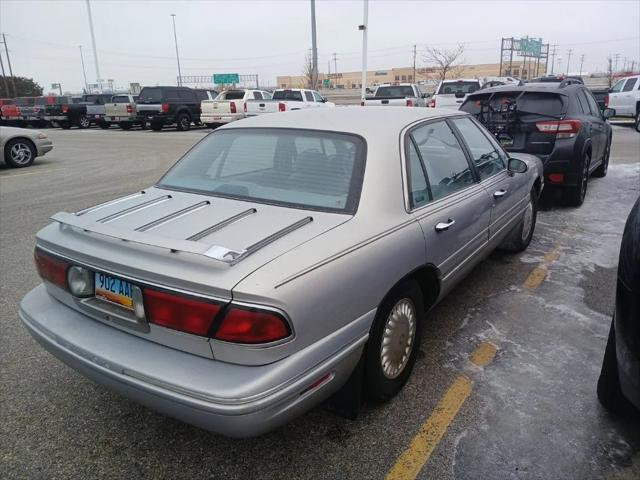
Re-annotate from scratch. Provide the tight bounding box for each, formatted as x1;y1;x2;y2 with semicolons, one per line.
222;106;467;136
440;78;480;83
468;83;574;96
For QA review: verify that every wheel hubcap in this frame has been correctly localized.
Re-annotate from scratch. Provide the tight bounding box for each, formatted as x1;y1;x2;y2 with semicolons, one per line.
10;143;32;165
380;298;416;379
521;199;533;242
80;117;89;127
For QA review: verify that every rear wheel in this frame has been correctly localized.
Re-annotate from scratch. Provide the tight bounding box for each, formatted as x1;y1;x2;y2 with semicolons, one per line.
4;138;36;168
635;111;640;133
99;121;111;129
176;113;191;131
593;138;611;177
597;319;630;414
119;122;132;130
500;189;538;252
77;114;90;129
364;280;424;402
564;152;590;207
150;122;163;131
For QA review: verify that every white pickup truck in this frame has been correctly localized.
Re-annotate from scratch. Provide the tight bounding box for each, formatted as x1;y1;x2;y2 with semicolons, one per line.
362;83;428;107
104;94;143;130
429;79;482;109
244;89;335;116
606;74;640;131
201;89;273;127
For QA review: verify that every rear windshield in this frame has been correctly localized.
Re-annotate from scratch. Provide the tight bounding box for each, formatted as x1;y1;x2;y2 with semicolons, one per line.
461;91;567;118
158;129;366;213
375;86;415;97
219;90;245;100
273;90;303;101
83;95;100;103
112;96;131;103
437;81;481;95
138;88;164;103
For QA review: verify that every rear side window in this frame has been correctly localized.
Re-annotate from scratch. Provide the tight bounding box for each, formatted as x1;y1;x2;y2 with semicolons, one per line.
273;90;304;101
112;96;130;104
313;91;324;102
409;121;474;202
263;91;272;100
138;88;164;102
610;80;625;93
583;90;601;116
623;78;638;92
375;86;415;97
221;90;245;100
253;91;263;100
406;141;429;208
180;89;197;102
438;81;480;95
451;117;505;181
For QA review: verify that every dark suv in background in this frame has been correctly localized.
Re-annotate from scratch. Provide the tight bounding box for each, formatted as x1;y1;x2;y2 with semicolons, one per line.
136;86;218;131
460;81;615;206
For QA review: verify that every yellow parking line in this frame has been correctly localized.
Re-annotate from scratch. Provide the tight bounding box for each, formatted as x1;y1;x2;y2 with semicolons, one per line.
524;246;563;289
385;342;497;480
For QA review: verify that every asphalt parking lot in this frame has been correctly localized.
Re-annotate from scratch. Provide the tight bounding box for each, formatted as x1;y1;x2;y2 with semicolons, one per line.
1;123;639;480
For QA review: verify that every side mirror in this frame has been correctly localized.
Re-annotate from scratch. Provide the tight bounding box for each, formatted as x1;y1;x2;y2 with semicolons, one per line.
602;107;615;119
508;157;528;174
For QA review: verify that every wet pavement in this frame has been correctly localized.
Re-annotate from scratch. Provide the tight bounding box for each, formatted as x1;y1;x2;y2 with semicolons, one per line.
1;124;638;479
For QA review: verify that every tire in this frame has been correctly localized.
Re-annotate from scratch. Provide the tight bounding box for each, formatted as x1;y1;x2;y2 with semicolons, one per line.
564;151;591;207
99;121;111;129
4;138;36;168
60;121;71;130
597;319;630;414
119;122;132;130
593;137;611;177
364;279;424;402
77;114;90;129
500;189;538;252
176;112;191;131
150;122;163;132
635;111;640;133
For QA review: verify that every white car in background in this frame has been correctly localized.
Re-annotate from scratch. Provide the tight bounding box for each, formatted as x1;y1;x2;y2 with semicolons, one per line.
606;74;640;131
201;89;273;128
245;89;335;116
429;78;482;109
0;126;53;168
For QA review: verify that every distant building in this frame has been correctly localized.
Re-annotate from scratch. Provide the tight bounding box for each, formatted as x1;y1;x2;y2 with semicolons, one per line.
277;62;547;89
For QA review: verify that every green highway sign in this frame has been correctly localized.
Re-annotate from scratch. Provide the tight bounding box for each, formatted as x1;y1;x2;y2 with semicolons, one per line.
323;78;331;87
517;38;542;57
213;73;240;84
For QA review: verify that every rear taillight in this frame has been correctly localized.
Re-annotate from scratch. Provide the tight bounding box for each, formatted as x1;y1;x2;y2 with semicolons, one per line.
536;120;582;138
360;101;365;106
214;306;291;344
548;173;565;184
62;104;68;113
161;103;169;114
406;99;413;107
278;102;286;112
429;98;436;108
126;104;133;113
243;102;247;113
144;288;222;336
230;101;237;114
34;248;68;290
604;94;609;108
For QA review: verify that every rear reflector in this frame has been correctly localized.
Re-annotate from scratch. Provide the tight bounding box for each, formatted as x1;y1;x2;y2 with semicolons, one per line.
62;105;68;113
230;101;237;114
144;289;222;336
406;99;413;107
34;248;69;290
161;103;170;114
548;173;565;183
278;102;286;112
214;306;291;344
429;98;436;108
536;119;582;138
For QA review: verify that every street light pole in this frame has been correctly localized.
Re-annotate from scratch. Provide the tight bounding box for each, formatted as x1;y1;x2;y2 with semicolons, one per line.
79;45;89;93
359;0;369;101
171;14;182;86
310;0;318;90
85;0;102;91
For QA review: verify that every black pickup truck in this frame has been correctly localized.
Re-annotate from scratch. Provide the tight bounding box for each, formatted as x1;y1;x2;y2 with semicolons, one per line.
45;94;112;129
136;86;218;131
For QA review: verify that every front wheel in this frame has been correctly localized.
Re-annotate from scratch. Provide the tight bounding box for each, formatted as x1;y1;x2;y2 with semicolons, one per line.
119;122;132;130
564;152;591;207
77;114;90;129
364;280;424;402
500;189;538;252
176;113;191;131
597;319;630;414
4;138;36;168
99;121;111;129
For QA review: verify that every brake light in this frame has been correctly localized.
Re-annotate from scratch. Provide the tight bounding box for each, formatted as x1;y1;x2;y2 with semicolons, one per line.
144;289;222;336
429;98;436;108
62;104;68;113
536;120;582;138
161;103;169;114
360;101;365;106
230;101;237;114
214;306;291;344
243;102;247;113
604;94;609;108
278;102;286;112
406;99;413;107
126;104;133;113
548;173;565;183
34;248;69;290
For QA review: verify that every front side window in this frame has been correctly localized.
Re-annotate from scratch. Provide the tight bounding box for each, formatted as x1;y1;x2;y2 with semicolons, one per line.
159;129;365;213
583;90;601;116
312;91;324;102
451;117;505;180
273;90;303;101
410;121;474;201
610;79;625;93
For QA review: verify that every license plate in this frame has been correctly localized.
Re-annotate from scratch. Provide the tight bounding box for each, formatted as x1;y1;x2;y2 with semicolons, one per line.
95;273;134;310
213;116;222;121
147;116;154;119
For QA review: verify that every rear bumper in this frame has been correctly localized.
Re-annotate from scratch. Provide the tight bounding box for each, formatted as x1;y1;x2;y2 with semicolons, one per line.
45;115;68;121
510;139;583;187
201;113;244;124
19;285;366;437
104;116;142;123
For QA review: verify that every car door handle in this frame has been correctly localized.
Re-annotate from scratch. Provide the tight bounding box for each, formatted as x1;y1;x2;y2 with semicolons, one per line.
493;189;508;198
435;219;455;232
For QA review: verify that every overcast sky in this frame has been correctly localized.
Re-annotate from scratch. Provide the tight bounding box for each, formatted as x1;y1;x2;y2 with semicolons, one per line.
1;0;638;93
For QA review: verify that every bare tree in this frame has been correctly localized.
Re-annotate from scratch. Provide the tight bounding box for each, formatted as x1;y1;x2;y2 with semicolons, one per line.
423;44;465;82
302;50;314;89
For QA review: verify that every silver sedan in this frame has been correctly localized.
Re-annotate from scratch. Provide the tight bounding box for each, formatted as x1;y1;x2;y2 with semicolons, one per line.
19;107;543;437
0;126;53;168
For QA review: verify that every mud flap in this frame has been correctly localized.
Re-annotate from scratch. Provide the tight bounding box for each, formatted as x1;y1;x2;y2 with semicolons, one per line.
324;352;365;420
